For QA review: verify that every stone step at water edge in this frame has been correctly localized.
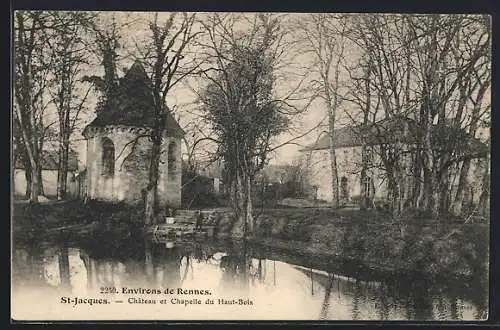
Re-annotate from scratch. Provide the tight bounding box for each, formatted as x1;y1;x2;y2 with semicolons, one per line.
175;210;220;215
159;217;194;224
174;215;194;220
158;218;219;227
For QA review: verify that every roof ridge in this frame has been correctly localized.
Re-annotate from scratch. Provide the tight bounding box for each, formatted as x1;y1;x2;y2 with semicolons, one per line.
302;117;486;153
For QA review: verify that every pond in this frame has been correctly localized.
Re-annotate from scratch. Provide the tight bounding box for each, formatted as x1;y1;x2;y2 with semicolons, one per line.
11;231;488;321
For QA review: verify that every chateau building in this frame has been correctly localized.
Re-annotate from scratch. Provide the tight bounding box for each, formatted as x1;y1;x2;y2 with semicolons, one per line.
302;117;488;207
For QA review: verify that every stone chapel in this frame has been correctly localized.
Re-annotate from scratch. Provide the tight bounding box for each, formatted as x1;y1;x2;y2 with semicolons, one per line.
82;61;185;208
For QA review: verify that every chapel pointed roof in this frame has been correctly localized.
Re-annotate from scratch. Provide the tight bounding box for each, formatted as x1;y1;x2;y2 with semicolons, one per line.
84;60;185;137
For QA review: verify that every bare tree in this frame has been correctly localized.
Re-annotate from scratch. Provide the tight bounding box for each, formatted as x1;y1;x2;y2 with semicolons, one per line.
181;118;216;172
295;14;350;209
344;14;490;218
195;13;310;237
406;14;490;217
13;11;56;202
48;12;94;200
344;14;417;216
343;53;380;210
138;12;202;224
448;16;491;215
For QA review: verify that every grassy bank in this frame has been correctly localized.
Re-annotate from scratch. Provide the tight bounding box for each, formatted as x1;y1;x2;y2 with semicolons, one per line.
249;208;489;282
12;200;145;243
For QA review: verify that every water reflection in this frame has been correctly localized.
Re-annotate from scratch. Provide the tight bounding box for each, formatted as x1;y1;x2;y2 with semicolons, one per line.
11;234;488;321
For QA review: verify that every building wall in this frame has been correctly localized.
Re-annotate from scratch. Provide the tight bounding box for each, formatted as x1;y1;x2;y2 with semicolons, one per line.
305;145;487;205
85;126;182;208
13;169;78;198
306;149;333;201
305;146;391;203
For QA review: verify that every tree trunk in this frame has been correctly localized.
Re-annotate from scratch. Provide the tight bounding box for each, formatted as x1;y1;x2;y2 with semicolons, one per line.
28;147;40;203
57;139;69;200
325;71;339;209
37;164;44;196
411;147;424;209
430;172;440;217
359;58;372;210
245;174;254;234
229;166;255;239
16;116;40;203
56;73;72;200
145;140;161;226
452;159;471;215
230;171;247;238
329;144;339;208
359;148;368;210
24;158;32;199
421;122;437;215
478;157;490;217
437;168;450;216
389;176;401;217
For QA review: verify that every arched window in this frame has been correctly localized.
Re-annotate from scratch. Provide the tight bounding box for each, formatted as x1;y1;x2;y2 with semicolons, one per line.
167;141;177;180
101;137;115;176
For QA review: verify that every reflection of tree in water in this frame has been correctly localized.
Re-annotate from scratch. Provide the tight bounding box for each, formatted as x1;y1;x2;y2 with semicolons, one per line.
435;295;447;320
219;240;251;293
12;243;45;289
77;237;148;290
79;253;123;290
145;239;154;285
79;250;96;290
351;280;364;320
77;238;224;290
12;240;74;295
58;244;71;292
449;293;462;320
375;282;390;320
248;258;266;286
148;240;183;288
305;266;444;321
464;274;488;320
413;281;435;320
396;279;434;320
318;273;334;320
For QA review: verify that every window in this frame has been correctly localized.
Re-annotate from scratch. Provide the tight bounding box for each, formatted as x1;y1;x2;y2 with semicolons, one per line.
340;176;349;201
167;141;177;180
101;137;115;176
362;176;374;197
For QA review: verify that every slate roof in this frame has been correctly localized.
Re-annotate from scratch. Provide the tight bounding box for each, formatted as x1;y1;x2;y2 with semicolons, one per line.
304;126;360;150
85;61;185;137
14;149;79;171
302;117;488;158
